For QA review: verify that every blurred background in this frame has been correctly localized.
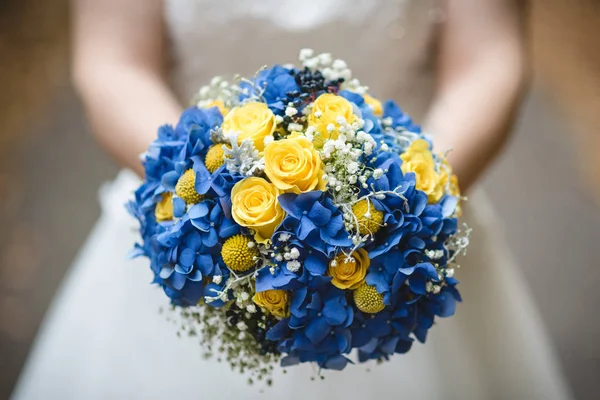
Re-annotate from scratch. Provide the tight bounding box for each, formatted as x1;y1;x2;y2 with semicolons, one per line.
0;0;599;399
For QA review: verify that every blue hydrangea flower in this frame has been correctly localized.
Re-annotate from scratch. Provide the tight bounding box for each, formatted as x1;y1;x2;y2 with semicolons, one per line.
383;100;421;133
176;106;223;159
240;65;299;113
273;286;354;370
210;166;244;218
188;201;239;247
277;191;352;257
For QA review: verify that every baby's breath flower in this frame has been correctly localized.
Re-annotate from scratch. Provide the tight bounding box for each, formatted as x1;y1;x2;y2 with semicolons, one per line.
288;122;303;132
299;48;314;61
289;248;300;259
373;168;384;179
286;260;301;272
347;161;359;174
285;106;298;117
246;304;257;313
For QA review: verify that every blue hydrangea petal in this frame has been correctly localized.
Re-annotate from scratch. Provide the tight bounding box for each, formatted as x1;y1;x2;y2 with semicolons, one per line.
218;217;239;238
409;276;427;295
171;272;187;290
188;202;209;220
323;298;347;326
202;229;219;247
173;197;186;218
159;266;174;279
308;201;332;226
278;193;304;219
280;355;301;367
184;232;202;251
187;269;203;282
266;319;291;341
366;270;390;294
324;355;350;371
161;171;179;191
304;253;328;276
306;292;322;311
195;254;214;276
305;317;330;344
437;291;457;317
298;216;317;240
178;248;196;268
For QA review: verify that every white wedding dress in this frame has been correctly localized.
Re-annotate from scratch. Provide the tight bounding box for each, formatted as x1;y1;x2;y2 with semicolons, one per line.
13;1;572;399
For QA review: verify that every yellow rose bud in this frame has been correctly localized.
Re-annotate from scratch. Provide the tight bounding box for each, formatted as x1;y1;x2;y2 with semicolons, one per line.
362;94;383;117
231;177;285;244
155;192;174;222
308;93;357;148
264;135;326;194
253;289;290;318
328;249;370;290
401;139;447;204
222;102;276;151
202;100;229;116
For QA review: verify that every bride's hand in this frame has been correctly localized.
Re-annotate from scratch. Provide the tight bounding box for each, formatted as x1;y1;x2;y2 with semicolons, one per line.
73;0;182;176
425;0;527;193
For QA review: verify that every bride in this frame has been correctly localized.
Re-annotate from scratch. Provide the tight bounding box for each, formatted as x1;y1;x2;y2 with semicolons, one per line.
13;0;572;399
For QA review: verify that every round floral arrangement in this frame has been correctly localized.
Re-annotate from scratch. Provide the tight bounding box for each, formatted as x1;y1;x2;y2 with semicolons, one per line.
128;49;469;383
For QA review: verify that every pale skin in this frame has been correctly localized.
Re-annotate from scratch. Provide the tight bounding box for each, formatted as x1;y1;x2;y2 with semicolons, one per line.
73;0;527;192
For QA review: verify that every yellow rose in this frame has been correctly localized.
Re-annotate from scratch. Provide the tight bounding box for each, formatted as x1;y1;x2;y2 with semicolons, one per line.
222;102;276;151
308;93;357;148
264;135;326;194
253;289;290;318
203;100;229;116
231;177;285;243
363;94;383;117
401;139;447;203
328;249;370;290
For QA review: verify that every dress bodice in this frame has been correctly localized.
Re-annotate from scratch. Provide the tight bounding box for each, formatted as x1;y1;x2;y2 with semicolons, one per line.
164;0;441;121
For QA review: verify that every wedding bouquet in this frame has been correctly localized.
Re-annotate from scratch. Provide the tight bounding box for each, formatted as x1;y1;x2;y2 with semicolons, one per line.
128;50;469;382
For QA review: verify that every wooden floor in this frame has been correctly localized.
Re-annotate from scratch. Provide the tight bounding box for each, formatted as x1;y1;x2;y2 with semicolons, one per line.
0;1;598;399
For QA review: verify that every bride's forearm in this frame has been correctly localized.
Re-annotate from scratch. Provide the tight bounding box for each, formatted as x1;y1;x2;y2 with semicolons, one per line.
74;64;182;177
425;46;526;191
425;0;527;193
73;0;178;177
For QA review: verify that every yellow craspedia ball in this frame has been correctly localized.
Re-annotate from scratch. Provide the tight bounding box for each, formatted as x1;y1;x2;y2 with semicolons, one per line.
175;169;203;204
155;192;174;222
205;144;229;173
221;234;259;272
352;199;384;236
353;283;385;314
